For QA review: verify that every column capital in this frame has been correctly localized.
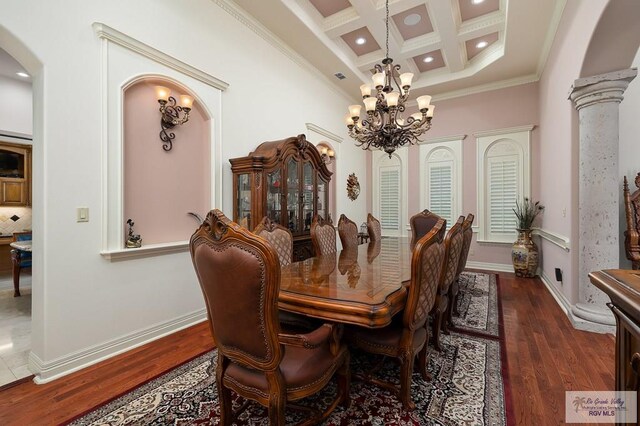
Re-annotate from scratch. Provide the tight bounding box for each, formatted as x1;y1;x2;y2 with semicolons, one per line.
569;68;637;110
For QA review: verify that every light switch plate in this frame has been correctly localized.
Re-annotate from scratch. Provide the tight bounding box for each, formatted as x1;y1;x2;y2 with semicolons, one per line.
77;207;89;222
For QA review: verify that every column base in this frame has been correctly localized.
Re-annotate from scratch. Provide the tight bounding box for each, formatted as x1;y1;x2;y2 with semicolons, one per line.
571;302;615;329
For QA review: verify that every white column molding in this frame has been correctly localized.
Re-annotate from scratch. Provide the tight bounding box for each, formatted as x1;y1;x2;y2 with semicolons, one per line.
569;68;637;327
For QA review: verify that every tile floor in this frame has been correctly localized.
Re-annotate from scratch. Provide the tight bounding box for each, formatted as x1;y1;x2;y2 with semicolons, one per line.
0;286;32;387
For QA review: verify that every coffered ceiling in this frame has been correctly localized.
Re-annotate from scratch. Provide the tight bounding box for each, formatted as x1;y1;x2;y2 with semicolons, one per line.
232;0;565;102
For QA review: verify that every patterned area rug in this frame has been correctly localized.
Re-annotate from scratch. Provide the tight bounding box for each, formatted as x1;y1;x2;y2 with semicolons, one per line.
453;272;501;338
69;273;509;425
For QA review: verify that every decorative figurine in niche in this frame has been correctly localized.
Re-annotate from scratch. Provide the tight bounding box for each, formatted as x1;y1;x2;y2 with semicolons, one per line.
125;218;142;248
347;173;360;201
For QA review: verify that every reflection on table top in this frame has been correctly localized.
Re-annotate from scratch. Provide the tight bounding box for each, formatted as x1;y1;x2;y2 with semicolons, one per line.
279;237;413;328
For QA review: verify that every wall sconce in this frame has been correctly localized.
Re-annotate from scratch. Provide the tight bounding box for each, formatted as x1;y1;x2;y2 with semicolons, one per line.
319;145;335;164
155;86;194;152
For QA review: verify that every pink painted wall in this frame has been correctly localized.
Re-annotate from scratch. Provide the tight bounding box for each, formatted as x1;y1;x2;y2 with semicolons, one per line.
406;82;540;266
123;80;210;245
537;0;608;304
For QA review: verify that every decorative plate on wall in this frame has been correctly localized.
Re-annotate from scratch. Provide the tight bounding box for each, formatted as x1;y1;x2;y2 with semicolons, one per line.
347;173;360;201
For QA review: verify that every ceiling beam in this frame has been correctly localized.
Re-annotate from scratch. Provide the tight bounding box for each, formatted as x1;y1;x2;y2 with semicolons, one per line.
426;0;465;72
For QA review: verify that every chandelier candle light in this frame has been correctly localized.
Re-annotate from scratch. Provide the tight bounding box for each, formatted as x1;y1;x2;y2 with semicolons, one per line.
345;0;435;156
155;86;194;152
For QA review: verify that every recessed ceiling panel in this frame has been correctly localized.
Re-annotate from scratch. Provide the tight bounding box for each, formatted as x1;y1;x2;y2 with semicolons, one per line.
308;0;352;18
391;5;434;41
341;27;381;56
465;32;499;60
459;0;500;22
412;49;446;73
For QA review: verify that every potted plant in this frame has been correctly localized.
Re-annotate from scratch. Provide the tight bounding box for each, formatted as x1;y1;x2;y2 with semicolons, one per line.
511;198;545;277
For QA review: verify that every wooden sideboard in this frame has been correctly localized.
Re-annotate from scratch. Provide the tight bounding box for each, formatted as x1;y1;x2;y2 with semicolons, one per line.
590;269;640;425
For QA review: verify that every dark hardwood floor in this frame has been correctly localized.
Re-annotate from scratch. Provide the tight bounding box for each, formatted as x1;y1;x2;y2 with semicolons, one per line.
0;272;615;425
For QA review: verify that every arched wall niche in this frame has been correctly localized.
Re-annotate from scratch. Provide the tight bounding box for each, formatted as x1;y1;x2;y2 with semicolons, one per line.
123;76;211;245
580;0;640;78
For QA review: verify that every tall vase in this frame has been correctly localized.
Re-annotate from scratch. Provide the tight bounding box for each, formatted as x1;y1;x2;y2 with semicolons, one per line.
511;229;538;278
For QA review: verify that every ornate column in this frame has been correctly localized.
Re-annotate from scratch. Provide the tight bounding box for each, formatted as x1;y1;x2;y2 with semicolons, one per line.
569;68;637;329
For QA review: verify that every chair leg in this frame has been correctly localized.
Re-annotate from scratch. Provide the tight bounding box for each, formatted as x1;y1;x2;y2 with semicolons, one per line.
399;351;416;410
216;356;233;426
441;296;451;336
11;250;21;297
432;311;443;352
446;294;455;329
267;372;286;425
453;290;461;316
417;343;431;382
338;353;351;408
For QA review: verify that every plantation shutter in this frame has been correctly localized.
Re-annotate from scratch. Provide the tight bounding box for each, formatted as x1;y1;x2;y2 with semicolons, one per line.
487;156;518;235
428;162;453;227
380;167;400;231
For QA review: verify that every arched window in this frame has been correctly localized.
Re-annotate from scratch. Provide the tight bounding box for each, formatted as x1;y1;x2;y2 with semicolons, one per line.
476;126;533;243
372;148;408;237
419;136;463;228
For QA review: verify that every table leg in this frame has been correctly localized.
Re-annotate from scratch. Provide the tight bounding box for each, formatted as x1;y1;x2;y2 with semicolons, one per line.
11;249;21;297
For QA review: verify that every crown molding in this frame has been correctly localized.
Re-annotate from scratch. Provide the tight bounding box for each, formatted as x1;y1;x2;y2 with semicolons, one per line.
473;124;536;138
418;134;467;145
536;0;568;77
429;73;539;102
92;22;229;91
305;123;343;144
212;0;355;101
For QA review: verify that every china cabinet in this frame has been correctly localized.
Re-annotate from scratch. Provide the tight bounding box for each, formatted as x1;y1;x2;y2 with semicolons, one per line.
230;134;332;261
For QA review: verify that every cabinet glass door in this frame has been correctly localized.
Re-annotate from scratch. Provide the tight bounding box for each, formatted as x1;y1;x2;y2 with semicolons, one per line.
286;158;299;234
302;162;314;232
266;169;282;224
237;173;251;229
317;177;327;221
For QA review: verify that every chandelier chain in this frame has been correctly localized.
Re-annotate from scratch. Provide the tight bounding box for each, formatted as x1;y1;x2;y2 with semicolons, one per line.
385;0;389;59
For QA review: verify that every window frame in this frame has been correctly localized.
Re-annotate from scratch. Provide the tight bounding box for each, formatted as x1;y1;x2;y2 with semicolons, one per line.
419;136;464;229
476;125;534;244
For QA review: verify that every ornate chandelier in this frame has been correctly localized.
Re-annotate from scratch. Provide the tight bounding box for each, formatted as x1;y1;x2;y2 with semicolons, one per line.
345;0;435;156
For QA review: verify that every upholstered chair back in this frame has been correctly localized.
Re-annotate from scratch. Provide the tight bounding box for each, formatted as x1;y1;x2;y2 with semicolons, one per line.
403;218;446;331
311;214;337;256
190;209;282;371
455;214;475;277
254;216;293;267
438;216;465;294
410;209;443;249
367;213;382;242
338;214;359;251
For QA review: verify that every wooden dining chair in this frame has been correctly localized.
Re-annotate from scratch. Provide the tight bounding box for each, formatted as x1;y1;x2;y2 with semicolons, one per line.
338;214;359;250
254;216;293;267
447;213;474;325
346;218;446;410
624;174;640;269
409;209;442;249
311;214;337;256
254;216;318;331
431;216;465;350
366;213;382;242
190;210;350;425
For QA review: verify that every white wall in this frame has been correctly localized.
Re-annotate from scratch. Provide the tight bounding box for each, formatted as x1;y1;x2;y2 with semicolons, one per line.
0;0;366;381
0;75;32;136
619;47;640;268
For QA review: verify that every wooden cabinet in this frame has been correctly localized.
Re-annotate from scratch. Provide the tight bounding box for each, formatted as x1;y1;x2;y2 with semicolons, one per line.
0;142;31;207
590;269;640;425
230;134;332;261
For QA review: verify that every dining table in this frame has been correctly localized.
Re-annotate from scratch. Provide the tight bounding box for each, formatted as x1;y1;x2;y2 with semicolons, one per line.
279;236;413;328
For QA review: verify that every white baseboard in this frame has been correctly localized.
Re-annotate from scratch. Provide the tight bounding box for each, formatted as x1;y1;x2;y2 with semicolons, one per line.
465;261;513;273
538;271;614;335
30;308;207;384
